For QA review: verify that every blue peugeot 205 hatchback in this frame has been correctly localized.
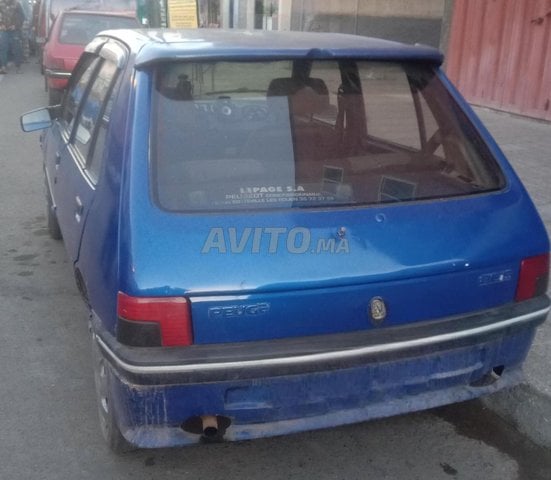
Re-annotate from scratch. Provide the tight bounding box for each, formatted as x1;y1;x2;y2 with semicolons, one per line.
21;29;549;452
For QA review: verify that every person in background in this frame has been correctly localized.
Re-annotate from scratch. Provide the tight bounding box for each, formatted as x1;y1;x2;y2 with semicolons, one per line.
0;0;7;73
0;0;25;73
19;0;31;60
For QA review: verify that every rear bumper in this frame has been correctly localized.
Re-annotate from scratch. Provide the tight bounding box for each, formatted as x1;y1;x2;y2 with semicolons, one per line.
93;296;549;448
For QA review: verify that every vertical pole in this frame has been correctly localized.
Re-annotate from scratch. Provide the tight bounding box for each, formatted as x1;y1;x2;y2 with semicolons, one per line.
232;0;238;28
354;0;359;34
278;0;292;31
440;0;455;69
159;0;167;27
221;0;231;28
246;0;255;30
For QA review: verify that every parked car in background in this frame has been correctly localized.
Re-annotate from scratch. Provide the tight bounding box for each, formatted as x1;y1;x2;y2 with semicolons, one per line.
21;29;550;453
43;9;140;104
35;0;137;56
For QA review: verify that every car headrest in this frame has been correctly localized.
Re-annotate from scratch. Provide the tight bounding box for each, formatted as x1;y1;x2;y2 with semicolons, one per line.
290;85;329;116
267;77;329;96
267;77;330;116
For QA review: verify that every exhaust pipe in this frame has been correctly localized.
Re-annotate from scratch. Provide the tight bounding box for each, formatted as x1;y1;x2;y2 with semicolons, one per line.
201;415;219;438
181;414;231;440
470;365;505;387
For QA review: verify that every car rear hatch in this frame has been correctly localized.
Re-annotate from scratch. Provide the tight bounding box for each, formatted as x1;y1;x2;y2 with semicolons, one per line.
119;56;549;346
120;187;548;345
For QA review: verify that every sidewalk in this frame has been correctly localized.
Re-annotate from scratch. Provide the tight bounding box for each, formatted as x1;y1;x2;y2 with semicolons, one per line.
474;107;551;449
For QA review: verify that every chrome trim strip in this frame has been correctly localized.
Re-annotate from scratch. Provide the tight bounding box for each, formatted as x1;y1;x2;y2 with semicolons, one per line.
95;307;550;376
45;69;72;79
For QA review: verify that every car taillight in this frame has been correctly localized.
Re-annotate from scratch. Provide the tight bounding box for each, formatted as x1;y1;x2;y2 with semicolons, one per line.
515;253;549;302
117;292;193;347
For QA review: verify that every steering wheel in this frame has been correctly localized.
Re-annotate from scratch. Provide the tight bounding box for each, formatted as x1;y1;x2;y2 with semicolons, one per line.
214;97;236;121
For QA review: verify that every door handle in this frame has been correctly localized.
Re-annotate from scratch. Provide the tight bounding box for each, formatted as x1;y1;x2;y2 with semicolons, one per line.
75;196;84;222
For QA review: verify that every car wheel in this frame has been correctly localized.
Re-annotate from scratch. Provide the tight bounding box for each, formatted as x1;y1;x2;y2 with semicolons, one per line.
48;87;63;106
45;181;62;240
92;338;134;454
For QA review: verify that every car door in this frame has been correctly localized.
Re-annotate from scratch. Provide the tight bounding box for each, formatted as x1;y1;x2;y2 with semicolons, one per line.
47;43;125;262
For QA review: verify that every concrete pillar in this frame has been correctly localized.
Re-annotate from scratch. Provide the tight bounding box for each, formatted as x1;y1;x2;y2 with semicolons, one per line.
221;0;231;28
246;0;255;30
278;0;292;31
232;0;239;27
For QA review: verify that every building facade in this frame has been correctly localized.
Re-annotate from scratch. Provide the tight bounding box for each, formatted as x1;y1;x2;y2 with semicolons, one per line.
160;0;550;120
217;0;447;48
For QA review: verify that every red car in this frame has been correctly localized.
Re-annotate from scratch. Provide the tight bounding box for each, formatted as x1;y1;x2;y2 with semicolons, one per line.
43;9;140;105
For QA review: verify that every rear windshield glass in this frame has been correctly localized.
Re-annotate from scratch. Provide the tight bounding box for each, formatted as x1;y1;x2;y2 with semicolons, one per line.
59;14;138;45
151;60;505;212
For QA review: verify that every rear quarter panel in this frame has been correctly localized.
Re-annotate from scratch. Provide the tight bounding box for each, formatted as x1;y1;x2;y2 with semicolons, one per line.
76;60;136;330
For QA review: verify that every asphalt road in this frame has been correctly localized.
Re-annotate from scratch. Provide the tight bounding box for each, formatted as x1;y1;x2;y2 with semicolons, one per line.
1;62;550;480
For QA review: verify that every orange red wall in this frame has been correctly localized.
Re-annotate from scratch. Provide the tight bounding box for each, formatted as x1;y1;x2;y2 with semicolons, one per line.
447;0;551;121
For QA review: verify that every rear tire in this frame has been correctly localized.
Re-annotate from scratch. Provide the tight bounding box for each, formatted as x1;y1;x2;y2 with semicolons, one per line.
92;338;134;454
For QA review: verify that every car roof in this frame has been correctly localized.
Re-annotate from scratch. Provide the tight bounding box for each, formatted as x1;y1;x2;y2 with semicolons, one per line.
94;29;444;67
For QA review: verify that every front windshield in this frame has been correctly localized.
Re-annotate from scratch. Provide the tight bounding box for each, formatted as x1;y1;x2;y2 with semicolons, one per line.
151;59;504;212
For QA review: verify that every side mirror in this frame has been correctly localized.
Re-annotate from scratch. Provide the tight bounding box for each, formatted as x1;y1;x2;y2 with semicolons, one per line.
20;107;55;132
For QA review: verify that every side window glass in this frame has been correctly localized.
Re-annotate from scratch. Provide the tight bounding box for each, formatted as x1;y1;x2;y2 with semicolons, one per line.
417;92;444;157
62;55;101;132
359;63;421;150
72;60;118;182
73;61;117;157
86;72;120;183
